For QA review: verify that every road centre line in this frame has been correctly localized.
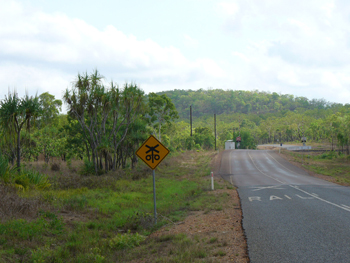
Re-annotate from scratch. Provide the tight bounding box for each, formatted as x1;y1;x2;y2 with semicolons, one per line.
248;152;350;213
247;152;286;184
265;151;304;177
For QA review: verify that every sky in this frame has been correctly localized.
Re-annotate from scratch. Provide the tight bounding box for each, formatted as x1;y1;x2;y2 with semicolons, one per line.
1;0;350;113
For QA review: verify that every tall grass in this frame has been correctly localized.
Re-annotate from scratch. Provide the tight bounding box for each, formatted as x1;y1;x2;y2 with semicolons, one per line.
0;154;50;190
0;150;226;263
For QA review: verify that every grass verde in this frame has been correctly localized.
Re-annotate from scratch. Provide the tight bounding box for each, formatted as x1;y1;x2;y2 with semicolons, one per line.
0;150;238;262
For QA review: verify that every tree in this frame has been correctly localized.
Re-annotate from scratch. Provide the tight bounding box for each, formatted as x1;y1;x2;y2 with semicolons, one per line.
64;70;144;175
148;93;178;142
33;125;65;163
0;91;41;171
38;92;62;126
193;127;214;149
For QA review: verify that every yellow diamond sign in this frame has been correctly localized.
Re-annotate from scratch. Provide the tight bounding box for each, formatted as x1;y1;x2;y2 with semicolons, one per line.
136;135;170;170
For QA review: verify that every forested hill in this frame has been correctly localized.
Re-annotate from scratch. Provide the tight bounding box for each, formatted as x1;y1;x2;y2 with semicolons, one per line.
157;89;345;119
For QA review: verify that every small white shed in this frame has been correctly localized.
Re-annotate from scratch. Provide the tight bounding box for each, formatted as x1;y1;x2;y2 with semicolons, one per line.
225;140;235;150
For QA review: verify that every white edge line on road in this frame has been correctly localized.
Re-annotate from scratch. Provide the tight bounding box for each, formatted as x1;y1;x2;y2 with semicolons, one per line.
289;185;350;213
248;151;350;213
341;204;350;210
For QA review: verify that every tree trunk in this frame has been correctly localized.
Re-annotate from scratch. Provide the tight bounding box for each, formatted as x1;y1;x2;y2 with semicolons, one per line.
85;141;90;162
131;153;138;169
112;135;117;171
92;149;98;175
17;130;21;172
104;152;108;173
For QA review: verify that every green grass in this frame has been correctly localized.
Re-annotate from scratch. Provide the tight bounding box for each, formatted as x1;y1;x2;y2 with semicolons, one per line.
284;151;350;184
0;150;226;262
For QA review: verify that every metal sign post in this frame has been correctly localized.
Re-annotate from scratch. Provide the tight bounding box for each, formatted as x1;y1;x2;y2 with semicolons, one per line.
136;135;170;224
152;169;157;223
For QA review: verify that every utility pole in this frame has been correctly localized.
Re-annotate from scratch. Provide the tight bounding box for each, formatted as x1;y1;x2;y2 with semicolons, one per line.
190;105;193;137
239;115;241;137
214;113;217;151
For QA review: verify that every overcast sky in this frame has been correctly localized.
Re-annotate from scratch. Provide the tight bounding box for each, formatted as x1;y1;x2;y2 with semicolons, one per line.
1;0;350;112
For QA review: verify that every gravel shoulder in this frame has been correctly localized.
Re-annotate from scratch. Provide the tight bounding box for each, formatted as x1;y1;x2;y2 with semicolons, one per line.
144;151;249;263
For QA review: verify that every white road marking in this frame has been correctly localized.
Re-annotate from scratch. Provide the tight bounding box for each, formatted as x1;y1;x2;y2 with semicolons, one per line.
341;204;350;210
247;152;286;184
265;151;304;177
284;195;292;199
270;195;283;200
289;185;350;212
249;196;261;202
296;194;314;200
251;185;285;191
247;151;350;213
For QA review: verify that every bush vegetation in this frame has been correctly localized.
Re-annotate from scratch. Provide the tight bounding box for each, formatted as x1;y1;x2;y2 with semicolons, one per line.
0;150;234;262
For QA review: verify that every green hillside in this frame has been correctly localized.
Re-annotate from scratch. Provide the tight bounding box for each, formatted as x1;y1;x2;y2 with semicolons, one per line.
157;89;350;150
157;89;345;119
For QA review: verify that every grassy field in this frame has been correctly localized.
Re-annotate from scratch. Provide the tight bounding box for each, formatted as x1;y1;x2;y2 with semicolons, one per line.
0;150;241;263
280;148;350;185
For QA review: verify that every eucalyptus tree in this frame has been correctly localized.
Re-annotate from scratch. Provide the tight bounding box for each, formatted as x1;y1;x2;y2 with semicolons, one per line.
64;70;144;174
148;93;179;142
325;114;341;151
38;92;62;126
0;91;41;171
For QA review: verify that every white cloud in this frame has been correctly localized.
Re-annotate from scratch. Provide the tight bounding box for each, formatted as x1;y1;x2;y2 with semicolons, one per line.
183;34;199;48
1;0;350;107
0;0;226;104
219;2;239;16
232;51;250;63
219;0;350;104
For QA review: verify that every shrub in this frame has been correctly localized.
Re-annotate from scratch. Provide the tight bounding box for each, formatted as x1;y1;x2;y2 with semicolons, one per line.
0;154;16;183
109;231;146;249
0;184;45;220
319;151;337;160
20;169;51;190
51;163;60;171
123;212;154;230
79;159;96;175
63;195;88;211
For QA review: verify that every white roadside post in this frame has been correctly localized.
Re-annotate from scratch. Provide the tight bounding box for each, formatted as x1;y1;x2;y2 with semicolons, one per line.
211;172;214;190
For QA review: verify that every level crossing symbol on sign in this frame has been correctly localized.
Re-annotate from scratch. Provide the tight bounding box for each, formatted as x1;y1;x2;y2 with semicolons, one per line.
136;135;170;170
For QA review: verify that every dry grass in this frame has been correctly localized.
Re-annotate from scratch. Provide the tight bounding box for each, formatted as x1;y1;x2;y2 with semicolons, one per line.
124;178;248;263
0;184;47;222
0;151;248;262
23;159;151;190
278;147;350;185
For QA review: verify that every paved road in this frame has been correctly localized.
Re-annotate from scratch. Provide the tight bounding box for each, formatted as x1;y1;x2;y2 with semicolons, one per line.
220;149;350;263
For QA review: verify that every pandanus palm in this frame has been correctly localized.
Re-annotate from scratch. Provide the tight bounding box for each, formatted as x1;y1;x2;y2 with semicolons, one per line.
0;91;41;172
